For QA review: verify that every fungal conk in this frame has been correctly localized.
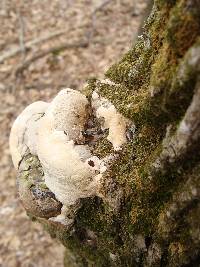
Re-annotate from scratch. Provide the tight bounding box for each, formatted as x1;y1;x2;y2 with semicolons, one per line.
91;91;131;150
10;88;132;226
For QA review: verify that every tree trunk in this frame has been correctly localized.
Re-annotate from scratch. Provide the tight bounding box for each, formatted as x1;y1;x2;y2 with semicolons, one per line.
16;1;200;266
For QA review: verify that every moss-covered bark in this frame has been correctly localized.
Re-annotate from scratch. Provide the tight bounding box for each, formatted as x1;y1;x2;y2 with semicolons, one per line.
18;1;200;266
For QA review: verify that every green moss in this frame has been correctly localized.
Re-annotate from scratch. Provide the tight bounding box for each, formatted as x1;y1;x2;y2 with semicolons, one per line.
82;77;98;98
166;0;200;57
61;198;115;266
92;136;113;158
105;0;172;90
88;125;165;238
156;164;200;266
38;182;48;190
37;197;117;266
101;1;200;133
64;249;84;267
19;154;44;188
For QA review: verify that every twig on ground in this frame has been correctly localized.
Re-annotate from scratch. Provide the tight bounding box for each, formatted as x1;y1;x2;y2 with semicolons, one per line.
15;39;89;76
88;0;114;41
14;0;115;76
0;29;69;64
93;0;114;15
4;0;114;78
17;8;26;61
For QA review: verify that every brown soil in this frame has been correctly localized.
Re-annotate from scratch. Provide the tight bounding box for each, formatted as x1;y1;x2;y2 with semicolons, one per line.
0;1;146;266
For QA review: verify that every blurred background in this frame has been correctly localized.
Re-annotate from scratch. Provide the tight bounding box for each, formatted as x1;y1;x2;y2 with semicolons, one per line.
0;1;147;266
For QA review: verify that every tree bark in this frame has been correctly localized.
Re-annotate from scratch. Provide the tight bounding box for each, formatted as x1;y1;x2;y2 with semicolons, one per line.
17;1;200;266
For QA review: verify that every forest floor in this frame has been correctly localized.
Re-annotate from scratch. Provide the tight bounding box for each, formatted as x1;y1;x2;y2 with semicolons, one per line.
0;1;146;266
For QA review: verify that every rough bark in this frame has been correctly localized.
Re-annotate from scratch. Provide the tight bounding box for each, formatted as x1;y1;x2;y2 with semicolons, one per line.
16;0;200;266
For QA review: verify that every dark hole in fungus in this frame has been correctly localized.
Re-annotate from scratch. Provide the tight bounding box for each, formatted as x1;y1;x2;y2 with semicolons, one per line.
88;160;95;167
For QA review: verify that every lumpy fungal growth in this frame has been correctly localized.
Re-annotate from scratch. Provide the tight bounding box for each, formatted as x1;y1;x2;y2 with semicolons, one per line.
9;101;49;169
92;91;131;151
9;88;132;225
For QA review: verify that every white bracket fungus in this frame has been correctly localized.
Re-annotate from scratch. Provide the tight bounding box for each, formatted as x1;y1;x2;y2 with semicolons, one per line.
10;88;132;226
92;91;131;151
9;101;49;169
